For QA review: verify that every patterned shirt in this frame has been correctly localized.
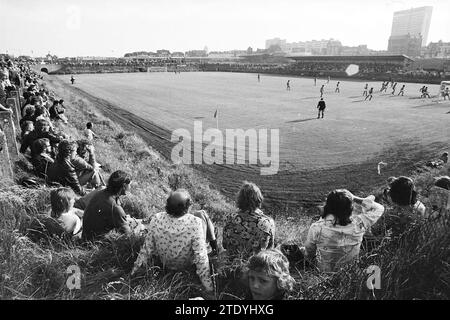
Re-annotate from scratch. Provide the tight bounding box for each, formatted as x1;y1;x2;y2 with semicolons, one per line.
304;196;385;273
222;208;275;256
132;211;213;291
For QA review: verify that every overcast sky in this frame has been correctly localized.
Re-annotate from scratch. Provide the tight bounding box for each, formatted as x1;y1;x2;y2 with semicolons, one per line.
1;0;449;57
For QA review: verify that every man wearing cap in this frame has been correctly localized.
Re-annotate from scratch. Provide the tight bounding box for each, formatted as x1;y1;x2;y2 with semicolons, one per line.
132;189;214;294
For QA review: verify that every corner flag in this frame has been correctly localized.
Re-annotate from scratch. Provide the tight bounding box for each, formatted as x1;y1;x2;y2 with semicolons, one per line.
214;109;219;129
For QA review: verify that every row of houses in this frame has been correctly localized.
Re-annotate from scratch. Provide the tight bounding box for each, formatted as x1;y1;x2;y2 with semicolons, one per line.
266;37;450;59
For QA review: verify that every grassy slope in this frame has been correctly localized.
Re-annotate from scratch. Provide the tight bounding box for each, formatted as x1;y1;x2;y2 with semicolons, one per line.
0;75;312;299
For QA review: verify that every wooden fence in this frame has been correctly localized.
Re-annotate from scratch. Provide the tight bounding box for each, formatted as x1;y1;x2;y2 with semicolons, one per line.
0;90;22;183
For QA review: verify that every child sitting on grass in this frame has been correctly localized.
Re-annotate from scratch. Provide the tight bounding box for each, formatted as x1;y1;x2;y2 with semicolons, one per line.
50;187;83;238
244;249;295;300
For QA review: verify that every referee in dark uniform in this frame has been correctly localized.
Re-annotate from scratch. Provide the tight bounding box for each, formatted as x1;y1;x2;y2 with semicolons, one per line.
317;98;326;119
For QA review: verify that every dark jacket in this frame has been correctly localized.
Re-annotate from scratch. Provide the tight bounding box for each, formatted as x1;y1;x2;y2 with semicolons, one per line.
49;105;64;119
49;105;59;119
19;114;35;127
71;155;94;173
31;153;54;179
20;130;62;155
47;158;84;195
82;189;131;241
317;100;326;110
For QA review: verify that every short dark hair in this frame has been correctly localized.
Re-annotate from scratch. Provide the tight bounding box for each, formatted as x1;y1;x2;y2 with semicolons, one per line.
165;189;192;217
34;105;45;117
30;97;39;105
388;176;417;206
236;181;263;212
32;138;50;155
106;170;132;195
323;189;353;226
86;122;93;129
50;187;75;218
24;105;35;116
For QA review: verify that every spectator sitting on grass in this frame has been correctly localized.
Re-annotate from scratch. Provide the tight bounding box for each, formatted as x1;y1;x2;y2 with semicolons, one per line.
19;106;35;128
30;138;54;179
132;189;214;294
47;140;86;196
49;100;61;120
71;141;103;189
21;96;38;117
223;181;275;257
76;139;98;167
371;176;426;239
20;119;62;156
302;189;385;273
426;176;450;215
50;187;83;238
20;120;34;141
33;105;50;123
82;170;133;241
242;249;295;300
